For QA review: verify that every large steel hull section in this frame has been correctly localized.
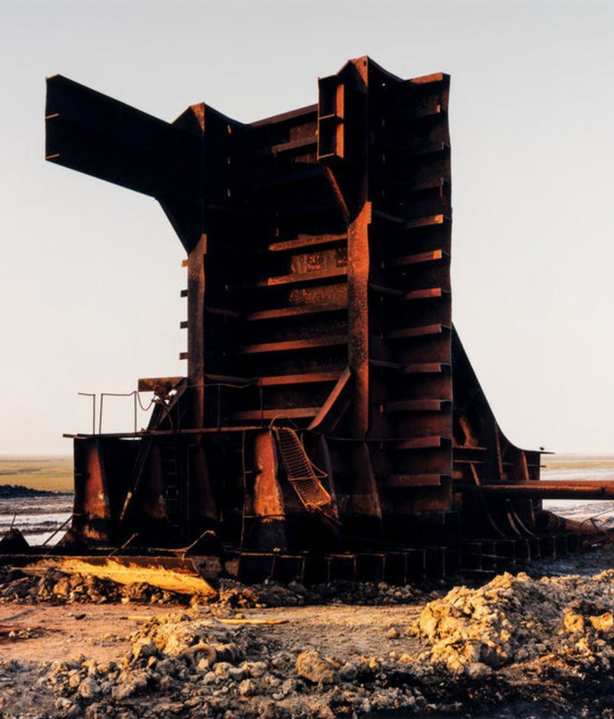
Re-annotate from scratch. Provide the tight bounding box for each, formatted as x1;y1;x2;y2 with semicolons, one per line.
39;58;606;574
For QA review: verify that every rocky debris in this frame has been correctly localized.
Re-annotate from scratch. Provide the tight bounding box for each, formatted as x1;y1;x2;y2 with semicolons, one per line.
216;579;306;609
295;649;338;684
20;604;429;719
216;577;434;610
0;569;197;606
0;600;607;719
8;560;614;716
415;569;614;680
0;567;440;610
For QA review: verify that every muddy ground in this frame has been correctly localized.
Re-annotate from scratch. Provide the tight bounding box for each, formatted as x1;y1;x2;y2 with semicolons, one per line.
3;548;614;718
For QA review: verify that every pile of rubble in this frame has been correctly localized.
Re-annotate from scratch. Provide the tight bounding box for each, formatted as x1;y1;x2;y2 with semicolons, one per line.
0;568;191;605
0;567;434;609
26;608;429;719
5;565;614;717
216;578;427;610
415;569;614;680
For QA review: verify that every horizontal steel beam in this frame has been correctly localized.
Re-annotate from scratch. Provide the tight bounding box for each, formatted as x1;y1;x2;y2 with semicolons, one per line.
460;481;614;500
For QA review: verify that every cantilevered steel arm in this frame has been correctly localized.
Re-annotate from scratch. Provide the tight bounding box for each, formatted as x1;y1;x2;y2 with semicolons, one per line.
45;75;203;204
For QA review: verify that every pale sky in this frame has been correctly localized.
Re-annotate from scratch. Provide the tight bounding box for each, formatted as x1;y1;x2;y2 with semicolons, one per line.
1;0;613;455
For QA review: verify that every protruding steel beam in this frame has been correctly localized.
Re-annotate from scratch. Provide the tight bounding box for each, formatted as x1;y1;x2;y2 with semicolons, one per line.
45;75;203;203
460;481;614;500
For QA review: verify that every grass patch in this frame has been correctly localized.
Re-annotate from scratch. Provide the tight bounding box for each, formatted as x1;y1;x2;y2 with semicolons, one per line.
541;454;614;472
0;456;73;492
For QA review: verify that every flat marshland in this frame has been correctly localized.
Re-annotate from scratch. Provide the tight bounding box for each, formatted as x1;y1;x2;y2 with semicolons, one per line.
0;455;72;492
541;453;614;472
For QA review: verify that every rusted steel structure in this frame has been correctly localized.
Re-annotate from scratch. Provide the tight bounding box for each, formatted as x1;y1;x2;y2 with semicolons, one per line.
40;58;607;582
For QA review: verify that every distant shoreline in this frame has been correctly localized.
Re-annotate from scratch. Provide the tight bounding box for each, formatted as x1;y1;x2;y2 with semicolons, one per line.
0;484;72;498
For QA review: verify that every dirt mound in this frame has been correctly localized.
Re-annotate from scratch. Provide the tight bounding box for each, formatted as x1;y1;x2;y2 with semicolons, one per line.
35;606;428;719
416;569;614;676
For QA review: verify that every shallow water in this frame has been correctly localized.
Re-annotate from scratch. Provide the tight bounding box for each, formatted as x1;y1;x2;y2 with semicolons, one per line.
541;465;614;525
0;493;72;545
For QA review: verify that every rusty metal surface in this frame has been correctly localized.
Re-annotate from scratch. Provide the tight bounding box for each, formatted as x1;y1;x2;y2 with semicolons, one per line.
31;57;612;582
462;481;614;500
19;555;218;598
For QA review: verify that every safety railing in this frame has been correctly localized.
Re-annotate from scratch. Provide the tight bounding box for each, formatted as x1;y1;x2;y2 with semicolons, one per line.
78;391;155;435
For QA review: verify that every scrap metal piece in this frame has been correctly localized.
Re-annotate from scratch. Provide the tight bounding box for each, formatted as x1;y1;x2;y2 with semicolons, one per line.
18;556;218;598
